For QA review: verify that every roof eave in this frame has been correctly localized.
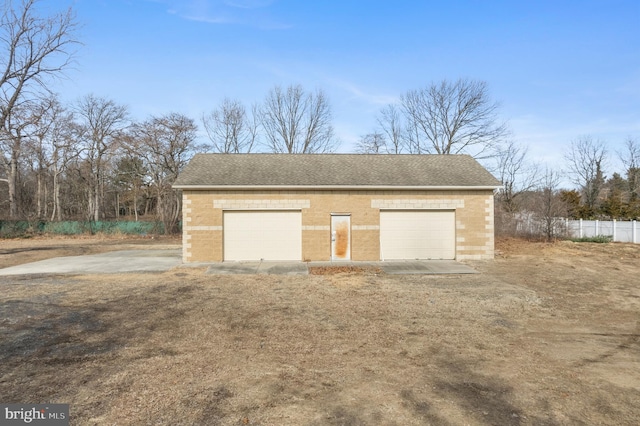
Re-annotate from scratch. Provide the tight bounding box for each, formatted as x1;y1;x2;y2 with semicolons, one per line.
172;184;502;191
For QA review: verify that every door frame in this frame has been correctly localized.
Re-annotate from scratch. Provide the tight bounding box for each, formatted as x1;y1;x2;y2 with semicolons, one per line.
330;213;351;261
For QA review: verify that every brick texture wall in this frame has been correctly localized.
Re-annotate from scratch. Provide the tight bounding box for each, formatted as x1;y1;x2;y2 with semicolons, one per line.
181;190;495;262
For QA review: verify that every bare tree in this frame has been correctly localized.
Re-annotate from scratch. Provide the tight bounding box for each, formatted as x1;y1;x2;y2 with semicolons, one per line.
0;99;56;219
618;137;640;200
532;167;567;242
493;140;539;213
202;98;258;153
355;132;386;154
20;96;79;220
0;0;77;126
261;84;337;153
0;0;77;218
75;94;129;221
50;113;80;220
24;96;56;218
491;141;540;237
111;155;146;221
0;102;31;217
399;79;507;158
376;104;405;154
127;113;199;233
564;136;607;217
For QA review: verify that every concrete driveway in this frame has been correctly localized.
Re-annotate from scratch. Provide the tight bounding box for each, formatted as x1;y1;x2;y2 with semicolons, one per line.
0;249;183;275
0;250;477;276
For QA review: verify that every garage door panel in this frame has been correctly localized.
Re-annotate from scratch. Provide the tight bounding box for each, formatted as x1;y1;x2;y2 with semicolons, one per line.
224;211;301;261
380;211;455;260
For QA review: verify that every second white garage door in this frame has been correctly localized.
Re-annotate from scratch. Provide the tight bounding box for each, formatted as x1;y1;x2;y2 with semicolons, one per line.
380;210;456;260
224;211;302;261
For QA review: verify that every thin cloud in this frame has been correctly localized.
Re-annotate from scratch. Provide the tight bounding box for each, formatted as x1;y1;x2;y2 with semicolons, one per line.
144;0;288;28
332;79;398;106
224;0;274;9
181;13;235;24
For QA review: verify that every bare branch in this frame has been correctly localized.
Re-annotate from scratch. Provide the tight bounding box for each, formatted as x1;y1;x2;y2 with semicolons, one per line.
0;0;78;218
399;79;507;158
75;94;129;221
1;0;79;127
564;135;608;215
126;113;199;233
376;104;405;154
202;98;256;153
261;84;337;153
618;137;640;199
493;140;539;213
356;132;386;154
533;167;567;241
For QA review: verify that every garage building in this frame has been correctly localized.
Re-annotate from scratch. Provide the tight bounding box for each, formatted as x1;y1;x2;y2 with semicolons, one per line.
172;154;501;263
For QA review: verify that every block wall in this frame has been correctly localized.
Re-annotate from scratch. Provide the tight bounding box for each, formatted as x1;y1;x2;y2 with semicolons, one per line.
181;190;495;262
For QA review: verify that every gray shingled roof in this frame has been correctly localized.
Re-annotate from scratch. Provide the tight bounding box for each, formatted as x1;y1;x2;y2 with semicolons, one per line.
173;154;501;188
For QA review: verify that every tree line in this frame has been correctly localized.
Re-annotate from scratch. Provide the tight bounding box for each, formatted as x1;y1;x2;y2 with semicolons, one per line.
0;80;344;232
1;0;638;239
493;136;640;241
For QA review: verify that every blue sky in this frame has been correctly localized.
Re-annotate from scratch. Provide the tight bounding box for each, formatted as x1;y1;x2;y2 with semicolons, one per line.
51;0;639;175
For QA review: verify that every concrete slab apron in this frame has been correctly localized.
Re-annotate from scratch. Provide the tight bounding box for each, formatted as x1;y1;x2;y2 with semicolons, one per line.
380;260;478;275
205;260;477;275
206;262;309;276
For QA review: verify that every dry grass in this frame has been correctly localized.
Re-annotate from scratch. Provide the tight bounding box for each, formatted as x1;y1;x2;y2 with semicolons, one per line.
0;237;639;425
308;265;383;275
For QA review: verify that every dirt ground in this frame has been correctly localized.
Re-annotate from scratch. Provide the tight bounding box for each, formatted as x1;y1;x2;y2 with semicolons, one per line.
0;236;638;425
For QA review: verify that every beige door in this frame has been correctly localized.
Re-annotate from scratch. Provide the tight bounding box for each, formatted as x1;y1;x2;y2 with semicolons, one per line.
380;210;456;260
331;214;351;260
223;211;302;261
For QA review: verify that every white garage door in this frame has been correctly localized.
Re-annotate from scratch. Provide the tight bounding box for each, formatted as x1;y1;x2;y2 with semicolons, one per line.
224;211;302;261
380;210;456;260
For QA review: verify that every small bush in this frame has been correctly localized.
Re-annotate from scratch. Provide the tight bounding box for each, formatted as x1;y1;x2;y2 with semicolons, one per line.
570;235;613;243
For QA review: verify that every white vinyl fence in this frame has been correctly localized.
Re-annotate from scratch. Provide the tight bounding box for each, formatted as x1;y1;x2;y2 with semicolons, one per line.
566;219;639;243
